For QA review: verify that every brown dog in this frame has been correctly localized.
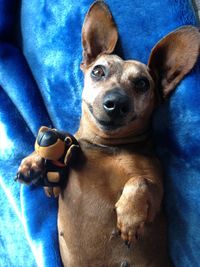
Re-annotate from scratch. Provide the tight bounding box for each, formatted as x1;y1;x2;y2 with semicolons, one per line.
18;1;200;266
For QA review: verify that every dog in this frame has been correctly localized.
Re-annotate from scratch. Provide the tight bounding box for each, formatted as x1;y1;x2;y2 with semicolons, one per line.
17;1;200;266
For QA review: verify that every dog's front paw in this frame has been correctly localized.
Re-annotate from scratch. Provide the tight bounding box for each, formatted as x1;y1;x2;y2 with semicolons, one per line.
115;178;154;246
16;153;45;184
115;197;147;246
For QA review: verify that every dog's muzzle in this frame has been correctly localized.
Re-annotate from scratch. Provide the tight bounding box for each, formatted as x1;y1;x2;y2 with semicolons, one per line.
103;89;131;119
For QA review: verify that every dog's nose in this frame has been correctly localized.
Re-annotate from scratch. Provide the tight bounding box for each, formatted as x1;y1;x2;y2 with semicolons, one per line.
103;91;130;118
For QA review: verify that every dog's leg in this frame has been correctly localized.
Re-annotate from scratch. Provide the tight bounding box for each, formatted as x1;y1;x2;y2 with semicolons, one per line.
16;152;61;197
115;177;162;245
17;152;44;184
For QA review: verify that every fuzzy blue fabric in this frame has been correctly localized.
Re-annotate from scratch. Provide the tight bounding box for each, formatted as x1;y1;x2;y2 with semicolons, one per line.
0;0;199;266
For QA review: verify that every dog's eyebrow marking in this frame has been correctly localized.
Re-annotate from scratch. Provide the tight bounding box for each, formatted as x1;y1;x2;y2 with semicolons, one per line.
121;61;149;81
121;67;141;81
94;56;123;69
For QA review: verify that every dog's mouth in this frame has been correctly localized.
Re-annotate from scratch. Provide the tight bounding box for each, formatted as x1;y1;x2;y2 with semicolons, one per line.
96;119;124;130
87;103;137;131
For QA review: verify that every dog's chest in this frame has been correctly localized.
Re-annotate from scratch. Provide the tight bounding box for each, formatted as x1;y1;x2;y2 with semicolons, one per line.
67;145;150;202
58;145;160;267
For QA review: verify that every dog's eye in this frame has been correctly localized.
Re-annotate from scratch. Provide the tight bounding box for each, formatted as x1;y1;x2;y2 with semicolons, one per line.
134;77;150;93
91;65;105;79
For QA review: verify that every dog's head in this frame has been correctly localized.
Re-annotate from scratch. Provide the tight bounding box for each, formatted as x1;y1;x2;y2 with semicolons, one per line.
80;1;200;142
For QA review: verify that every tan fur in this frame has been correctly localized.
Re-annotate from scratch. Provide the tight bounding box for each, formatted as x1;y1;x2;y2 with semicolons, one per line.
17;152;44;184
58;140;171;267
17;1;200;266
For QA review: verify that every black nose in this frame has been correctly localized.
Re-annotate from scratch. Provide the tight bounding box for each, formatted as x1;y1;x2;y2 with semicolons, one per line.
103;90;130;118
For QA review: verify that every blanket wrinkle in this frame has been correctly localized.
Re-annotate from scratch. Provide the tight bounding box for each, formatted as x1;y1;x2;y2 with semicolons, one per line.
0;42;53;137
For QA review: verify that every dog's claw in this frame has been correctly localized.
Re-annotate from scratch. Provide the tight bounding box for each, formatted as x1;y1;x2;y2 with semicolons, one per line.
111;228;120;237
15;172;22;181
29;169;35;178
117;229;121;236
135;232;139;241
14;173;19;181
124;240;131;248
15;172;30;184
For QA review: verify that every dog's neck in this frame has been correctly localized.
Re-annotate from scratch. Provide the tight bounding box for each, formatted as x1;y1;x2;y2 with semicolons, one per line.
76;120;151;147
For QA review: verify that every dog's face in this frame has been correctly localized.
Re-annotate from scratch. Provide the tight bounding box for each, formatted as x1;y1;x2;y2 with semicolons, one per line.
80;1;200;141
82;55;155;137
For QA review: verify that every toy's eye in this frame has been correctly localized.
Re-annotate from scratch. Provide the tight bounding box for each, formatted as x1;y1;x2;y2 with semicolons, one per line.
65;136;72;146
91;65;106;79
134;77;150;93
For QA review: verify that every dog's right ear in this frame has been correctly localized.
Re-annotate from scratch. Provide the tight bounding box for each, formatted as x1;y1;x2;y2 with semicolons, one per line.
148;26;200;99
81;1;118;70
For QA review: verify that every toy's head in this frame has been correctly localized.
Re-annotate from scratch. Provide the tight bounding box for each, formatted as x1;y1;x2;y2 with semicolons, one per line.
35;126;79;165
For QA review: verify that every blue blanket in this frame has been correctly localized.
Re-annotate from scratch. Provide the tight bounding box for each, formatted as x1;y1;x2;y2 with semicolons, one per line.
0;0;199;266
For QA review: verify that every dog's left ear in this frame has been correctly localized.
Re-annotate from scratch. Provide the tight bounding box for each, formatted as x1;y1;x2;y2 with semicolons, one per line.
81;1;118;70
148;26;200;98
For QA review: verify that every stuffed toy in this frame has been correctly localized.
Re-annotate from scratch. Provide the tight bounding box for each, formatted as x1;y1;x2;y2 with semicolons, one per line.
16;126;80;190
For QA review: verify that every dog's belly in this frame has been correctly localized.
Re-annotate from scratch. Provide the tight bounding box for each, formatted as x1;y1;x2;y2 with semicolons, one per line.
58;149;171;267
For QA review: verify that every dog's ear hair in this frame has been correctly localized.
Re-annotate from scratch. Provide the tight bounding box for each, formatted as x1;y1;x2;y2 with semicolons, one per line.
148;26;200;99
81;1;118;70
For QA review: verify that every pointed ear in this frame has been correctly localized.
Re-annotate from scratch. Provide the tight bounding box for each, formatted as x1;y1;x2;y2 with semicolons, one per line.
148;26;200;98
81;0;118;70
